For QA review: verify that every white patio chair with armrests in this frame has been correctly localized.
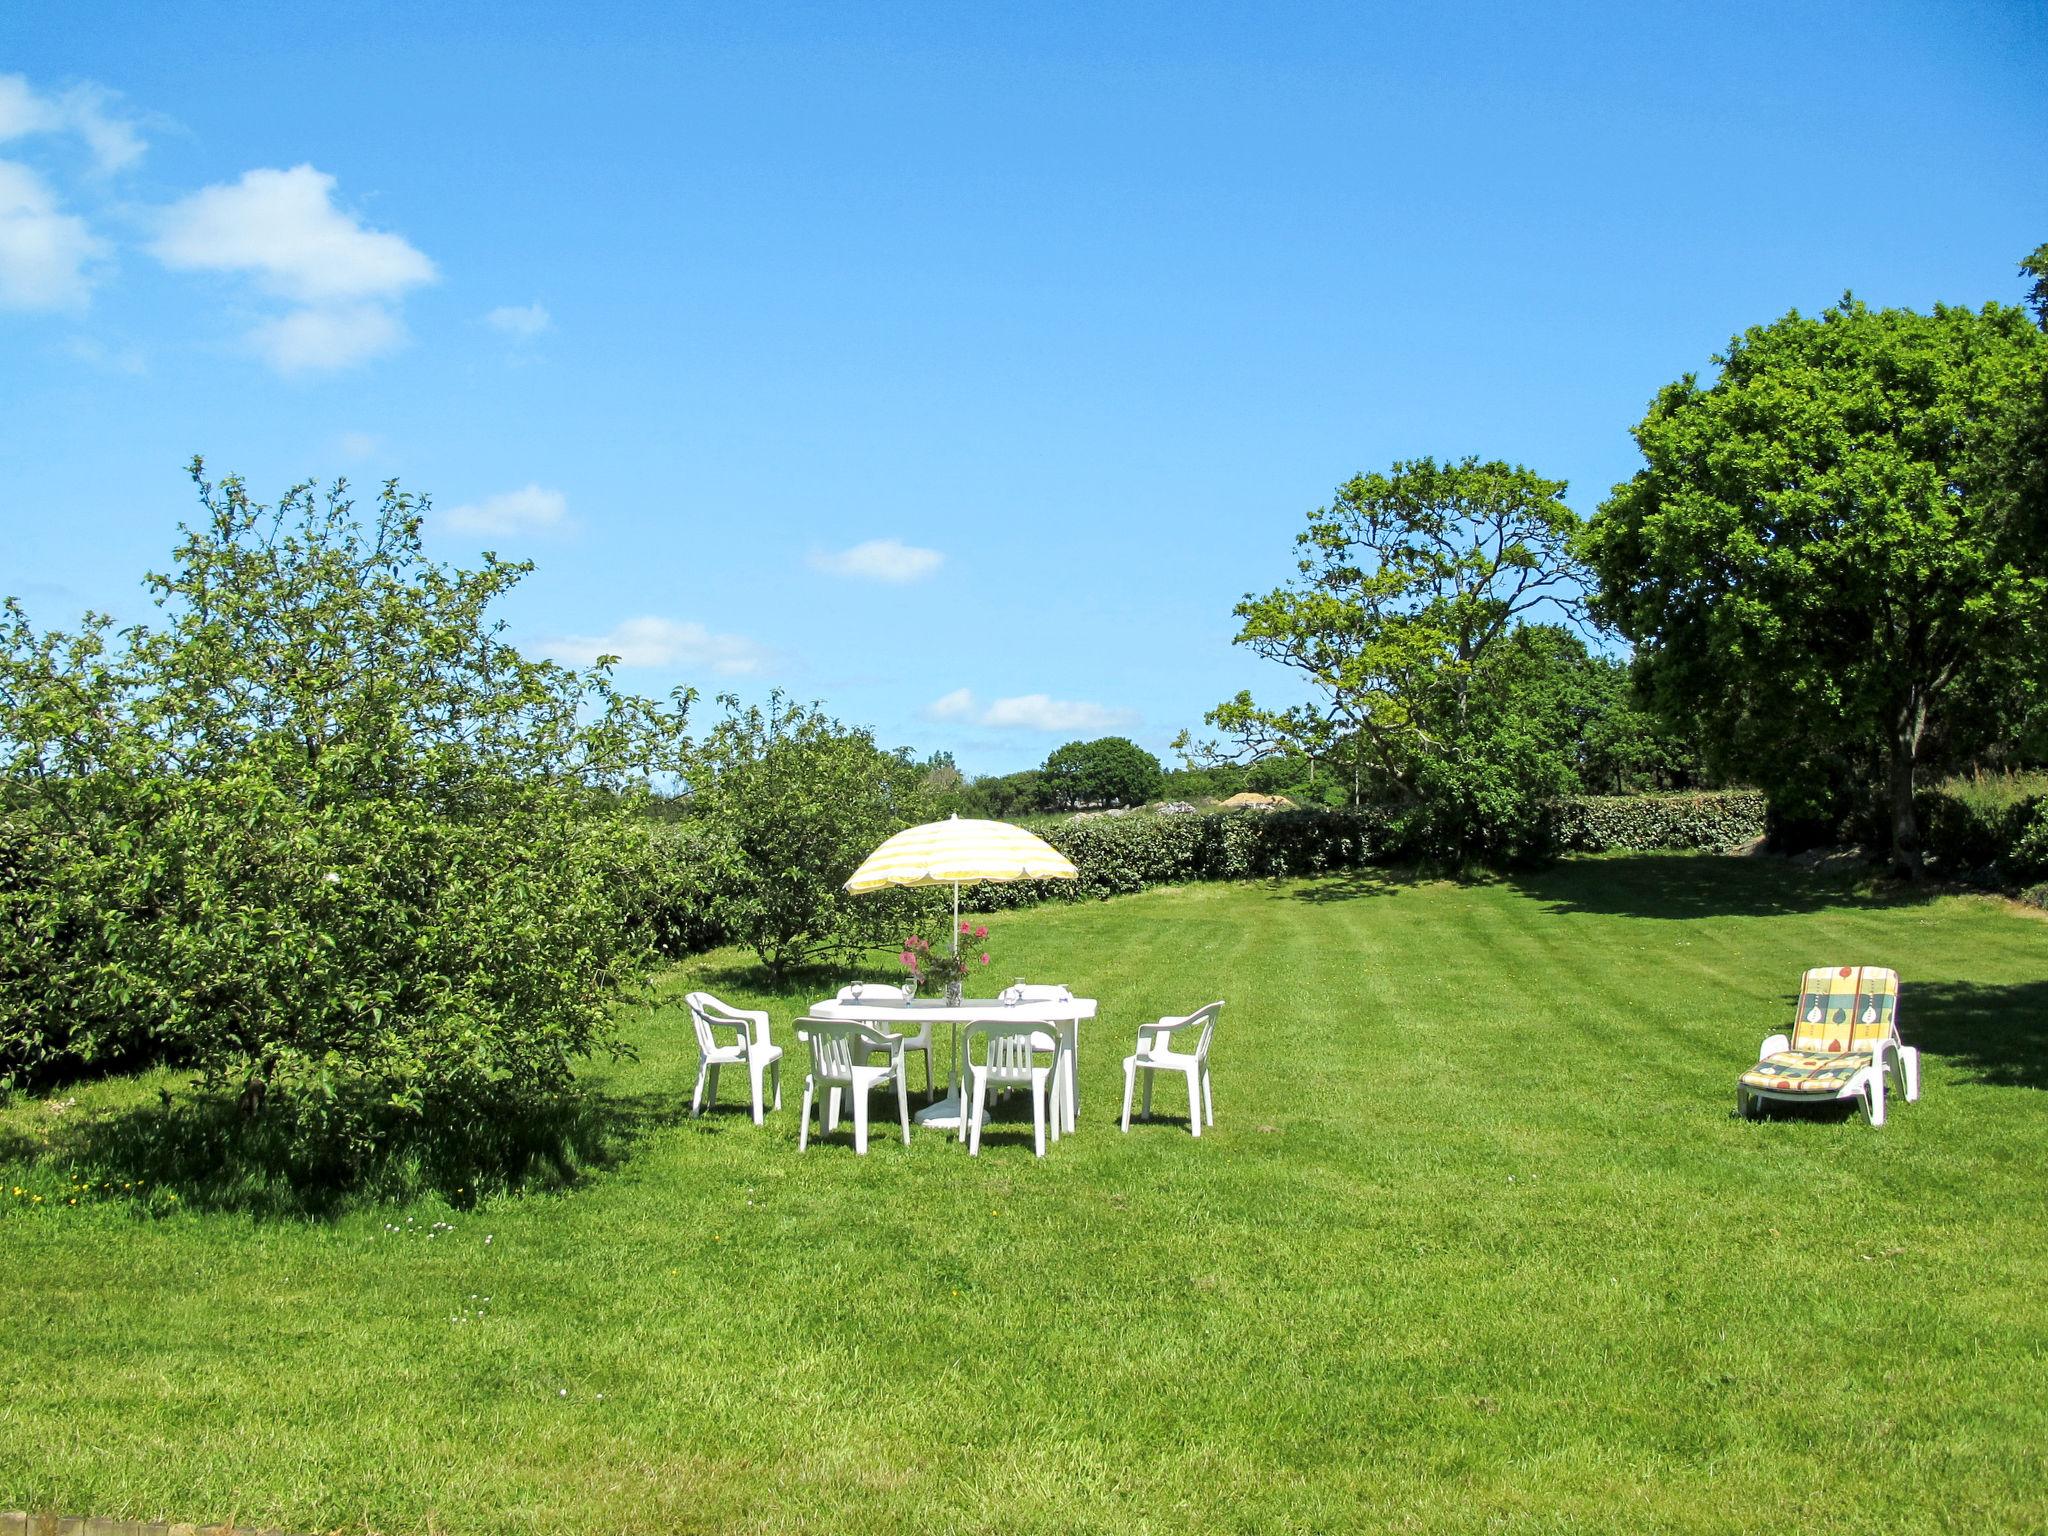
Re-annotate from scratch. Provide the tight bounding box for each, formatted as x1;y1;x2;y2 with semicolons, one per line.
960;1018;1061;1158
684;991;783;1125
794;1017;912;1155
1003;982;1079;1131
1121;1001;1224;1137
836;982;934;1098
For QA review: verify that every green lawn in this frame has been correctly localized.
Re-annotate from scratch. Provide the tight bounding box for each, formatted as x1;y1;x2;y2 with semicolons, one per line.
3;854;2045;1534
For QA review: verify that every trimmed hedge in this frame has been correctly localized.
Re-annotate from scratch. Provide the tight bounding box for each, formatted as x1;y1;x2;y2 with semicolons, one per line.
627;791;1769;957
1919;789;2048;886
1552;792;1768;854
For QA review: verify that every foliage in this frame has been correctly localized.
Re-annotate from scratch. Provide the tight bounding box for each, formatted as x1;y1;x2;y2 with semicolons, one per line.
1584;296;2048;875
952;767;1049;819
2022;241;2048;329
615;820;729;958
1040;734;1164;809
1160;761;1247;801
0;463;690;1153
680;693;931;977
1181;456;1600;857
1918;782;2048;886
1551;791;1767;853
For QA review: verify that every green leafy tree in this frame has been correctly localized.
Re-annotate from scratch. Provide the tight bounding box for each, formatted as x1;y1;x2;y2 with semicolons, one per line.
684;693;930;977
1041;736;1164;809
1178;457;1594;857
1159;762;1247;801
0;462;690;1143
955;769;1049;820
2022;241;2048;328
1584;297;2048;873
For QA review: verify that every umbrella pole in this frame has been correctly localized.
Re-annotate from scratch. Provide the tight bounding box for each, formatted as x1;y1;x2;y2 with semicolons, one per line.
951;882;960;955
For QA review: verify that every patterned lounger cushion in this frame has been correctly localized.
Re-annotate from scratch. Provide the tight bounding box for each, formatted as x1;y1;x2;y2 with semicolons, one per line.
1741;1050;1874;1094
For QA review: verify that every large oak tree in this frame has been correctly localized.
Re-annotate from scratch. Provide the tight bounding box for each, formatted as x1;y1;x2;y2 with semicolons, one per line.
1583;297;2048;874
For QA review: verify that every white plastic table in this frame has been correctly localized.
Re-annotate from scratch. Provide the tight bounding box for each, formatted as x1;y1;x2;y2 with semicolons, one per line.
809;995;1097;1132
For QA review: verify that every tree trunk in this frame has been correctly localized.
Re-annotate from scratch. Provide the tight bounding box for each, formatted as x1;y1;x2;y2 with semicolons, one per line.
1887;698;1926;879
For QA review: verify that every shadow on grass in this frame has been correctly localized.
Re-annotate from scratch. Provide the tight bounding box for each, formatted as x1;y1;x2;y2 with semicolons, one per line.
1504;852;1926;920
1906;978;2048;1090
1278;867;1413;903
4;1083;693;1221
684;960;856;1005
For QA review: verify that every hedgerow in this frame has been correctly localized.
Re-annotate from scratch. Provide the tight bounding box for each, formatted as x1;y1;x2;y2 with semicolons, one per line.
632;792;1769;956
1551;792;1769;854
1919;788;2048;886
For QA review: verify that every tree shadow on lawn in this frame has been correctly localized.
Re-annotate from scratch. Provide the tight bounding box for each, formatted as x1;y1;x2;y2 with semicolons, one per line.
8;1082;694;1222
1904;978;2048;1090
1275;867;1412;903
1504;852;1931;921
684;960;859;1007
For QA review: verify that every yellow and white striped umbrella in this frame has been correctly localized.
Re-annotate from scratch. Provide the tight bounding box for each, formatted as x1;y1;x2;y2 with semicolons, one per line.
844;814;1078;894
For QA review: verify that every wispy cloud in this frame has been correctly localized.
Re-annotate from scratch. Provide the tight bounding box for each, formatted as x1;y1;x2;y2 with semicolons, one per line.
927;687;976;721
63;333;146;374
0;74;147;174
441;484;571;537
338;430;381;459
808;538;944;584
152;164;436;374
923;689;1136;732
0;160;102;309
248;301;404;373
543;616;769;677
485;301;551;338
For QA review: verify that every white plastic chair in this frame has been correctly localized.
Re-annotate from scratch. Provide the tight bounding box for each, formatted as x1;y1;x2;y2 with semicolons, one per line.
794;1017;912;1155
836;982;934;1097
1002;982;1078;1131
960;1018;1061;1158
1121;1001;1224;1137
684;991;784;1125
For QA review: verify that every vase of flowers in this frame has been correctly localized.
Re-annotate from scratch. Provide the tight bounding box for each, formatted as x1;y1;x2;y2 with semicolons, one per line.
900;922;992;1005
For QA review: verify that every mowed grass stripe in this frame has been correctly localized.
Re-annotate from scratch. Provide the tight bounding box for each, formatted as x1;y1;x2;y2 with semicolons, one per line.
1;854;2043;1533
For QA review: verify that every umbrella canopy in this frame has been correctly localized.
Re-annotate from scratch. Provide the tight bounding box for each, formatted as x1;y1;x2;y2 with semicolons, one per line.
844;814;1078;894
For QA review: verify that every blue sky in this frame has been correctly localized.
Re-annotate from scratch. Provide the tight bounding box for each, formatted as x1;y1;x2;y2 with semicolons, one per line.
5;2;2044;775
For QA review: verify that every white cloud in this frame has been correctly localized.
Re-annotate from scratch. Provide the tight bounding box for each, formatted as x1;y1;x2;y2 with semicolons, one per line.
151;164;435;375
248;302;404;373
441;484;570;536
808;538;944;584
0;74;146;174
926;687;976;721
0;159;102;309
153;165;435;302
923;688;1136;732
485;302;551;338
543;616;768;677
338;430;381;459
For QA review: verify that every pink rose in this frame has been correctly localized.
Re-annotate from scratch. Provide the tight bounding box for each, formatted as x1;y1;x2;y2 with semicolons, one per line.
974;925;988;939
979;952;990;965
899;950;913;966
